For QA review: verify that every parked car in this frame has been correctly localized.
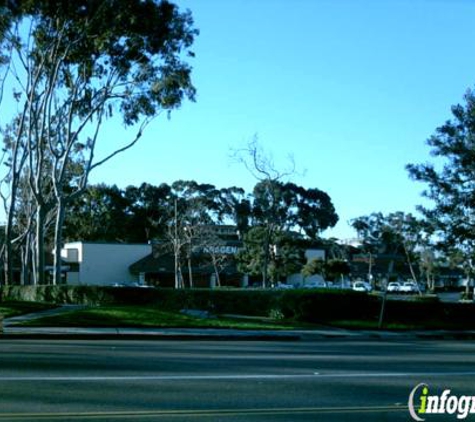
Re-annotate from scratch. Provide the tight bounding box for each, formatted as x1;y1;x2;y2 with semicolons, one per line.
352;281;372;293
387;282;402;293
303;280;327;289
274;282;294;290
399;281;419;294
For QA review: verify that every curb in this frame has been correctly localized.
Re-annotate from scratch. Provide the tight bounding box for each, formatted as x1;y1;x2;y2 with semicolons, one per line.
0;332;302;341
414;333;475;341
4;329;475;342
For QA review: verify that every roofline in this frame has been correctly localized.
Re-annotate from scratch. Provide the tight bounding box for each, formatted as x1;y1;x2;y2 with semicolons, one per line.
64;241;151;247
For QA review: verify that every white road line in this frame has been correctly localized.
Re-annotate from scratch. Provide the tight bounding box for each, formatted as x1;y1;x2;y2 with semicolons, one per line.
0;371;474;382
314;371;475;378
0;374;316;382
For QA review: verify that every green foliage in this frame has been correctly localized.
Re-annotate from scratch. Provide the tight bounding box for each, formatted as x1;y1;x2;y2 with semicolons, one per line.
278;289;378;321
301;258;325;278
0;0;198;285
350;212;421;255
4;286;475;328
236;227;305;283
0;285;376;321
0;301;56;318
325;259;351;281
65;184;130;242
236;227;267;277
252;180;338;239
0;285;118;306
64;181;249;243
300;258;350;281
407;88;475;279
9;0;198;122
22;306;293;330
350;211;427;282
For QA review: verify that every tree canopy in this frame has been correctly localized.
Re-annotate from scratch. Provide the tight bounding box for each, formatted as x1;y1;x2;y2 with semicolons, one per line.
407;88;475;281
0;0;198;285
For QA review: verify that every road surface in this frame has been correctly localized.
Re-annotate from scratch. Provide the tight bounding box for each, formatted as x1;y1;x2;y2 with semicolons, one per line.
0;338;473;421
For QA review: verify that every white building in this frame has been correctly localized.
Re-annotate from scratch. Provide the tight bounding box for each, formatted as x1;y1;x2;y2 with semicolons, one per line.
61;242;151;286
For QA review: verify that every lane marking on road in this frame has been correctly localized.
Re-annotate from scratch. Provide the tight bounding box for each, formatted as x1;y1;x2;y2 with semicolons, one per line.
0;405;408;420
0;374;318;381
0;370;475;382
314;371;475;379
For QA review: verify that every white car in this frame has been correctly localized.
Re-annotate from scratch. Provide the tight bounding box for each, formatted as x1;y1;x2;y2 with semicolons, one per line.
352;281;372;293
274;282;294;290
399;281;419;294
387;282;402;293
303;281;327;289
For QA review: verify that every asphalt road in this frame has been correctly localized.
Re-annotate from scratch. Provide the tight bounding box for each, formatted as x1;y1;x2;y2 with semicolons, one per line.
0;338;474;421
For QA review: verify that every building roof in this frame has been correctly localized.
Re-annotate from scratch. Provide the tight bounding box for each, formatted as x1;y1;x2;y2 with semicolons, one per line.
129;251;239;276
64;241;150;246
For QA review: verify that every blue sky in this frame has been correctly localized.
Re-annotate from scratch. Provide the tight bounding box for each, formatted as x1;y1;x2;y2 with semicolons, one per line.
89;0;475;239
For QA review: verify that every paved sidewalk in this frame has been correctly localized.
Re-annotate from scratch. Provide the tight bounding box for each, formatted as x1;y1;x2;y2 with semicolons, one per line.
3;305;88;327
5;324;475;341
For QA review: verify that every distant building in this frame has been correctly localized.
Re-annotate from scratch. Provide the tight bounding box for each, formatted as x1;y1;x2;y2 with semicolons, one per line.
61;242;151;285
130;226;245;288
337;238;363;248
57;229;329;288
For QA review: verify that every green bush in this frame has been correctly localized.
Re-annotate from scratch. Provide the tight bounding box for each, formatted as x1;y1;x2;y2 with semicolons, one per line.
278;289;380;322
3;285;475;328
0;285;118;305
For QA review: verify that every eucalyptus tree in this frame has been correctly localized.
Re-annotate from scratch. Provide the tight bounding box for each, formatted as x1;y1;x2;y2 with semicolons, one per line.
233;138;338;286
246;180;338;286
170;181;250;287
64;184;130;242
214;186;251;233
0;1;197;284
236;227;305;285
350;212;424;284
124;183;175;243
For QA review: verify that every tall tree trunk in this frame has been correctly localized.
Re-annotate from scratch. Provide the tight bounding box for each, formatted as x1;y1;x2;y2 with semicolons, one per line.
35;204;46;285
262;228;270;288
178;265;184;289
187;254;193;288
212;255;221;287
174;249;179;289
174;250;180;288
3;180;19;285
379;259;395;329
425;272;431;292
4;217;14;286
30;235;37;285
20;233;33;285
367;252;373;285
173;199;181;289
403;242;420;294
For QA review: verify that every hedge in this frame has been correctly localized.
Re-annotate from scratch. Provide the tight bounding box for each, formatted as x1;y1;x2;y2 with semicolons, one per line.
0;285;378;321
2;285;475;327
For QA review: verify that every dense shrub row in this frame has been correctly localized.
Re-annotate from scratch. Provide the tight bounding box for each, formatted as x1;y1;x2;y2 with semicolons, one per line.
0;285;376;319
2;285;475;327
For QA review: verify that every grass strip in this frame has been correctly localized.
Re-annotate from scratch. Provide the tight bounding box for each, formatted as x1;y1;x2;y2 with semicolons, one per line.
328;319;475;331
0;301;57;318
12;303;475;331
20;305;299;330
